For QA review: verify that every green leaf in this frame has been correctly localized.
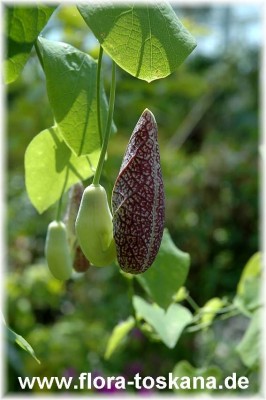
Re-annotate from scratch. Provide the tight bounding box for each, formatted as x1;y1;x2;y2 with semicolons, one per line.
133;296;192;348
4;5;56;83
104;316;135;360
77;2;197;82
237;252;261;296
236;310;260;369
136;229;190;309
172;286;188;303
172;360;222;392
6;326;40;364
200;297;224;328
25;126;100;213
234;252;261;316
37;37;114;156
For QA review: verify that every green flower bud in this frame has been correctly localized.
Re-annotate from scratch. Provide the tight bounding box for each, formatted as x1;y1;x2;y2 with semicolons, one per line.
75;184;116;267
45;221;73;280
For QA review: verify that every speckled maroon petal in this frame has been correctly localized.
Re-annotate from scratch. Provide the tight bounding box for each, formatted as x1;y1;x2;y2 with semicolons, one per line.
112;109;165;274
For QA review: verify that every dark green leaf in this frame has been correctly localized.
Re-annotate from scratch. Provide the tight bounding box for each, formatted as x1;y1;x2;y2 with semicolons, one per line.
4;5;56;83
136;229;190;309
37;37;114;156
78;2;196;82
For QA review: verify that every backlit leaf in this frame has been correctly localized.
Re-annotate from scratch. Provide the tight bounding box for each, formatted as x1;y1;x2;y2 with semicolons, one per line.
25;126;99;213
78;2;196;82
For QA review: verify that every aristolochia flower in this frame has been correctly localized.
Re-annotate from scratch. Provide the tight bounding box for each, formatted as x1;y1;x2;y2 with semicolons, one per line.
112;109;165;274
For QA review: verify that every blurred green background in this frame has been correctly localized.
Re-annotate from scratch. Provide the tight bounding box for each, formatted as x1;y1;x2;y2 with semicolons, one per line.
6;4;260;394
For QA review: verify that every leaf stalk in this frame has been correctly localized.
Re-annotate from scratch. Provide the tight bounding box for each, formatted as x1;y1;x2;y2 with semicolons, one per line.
93;57;116;185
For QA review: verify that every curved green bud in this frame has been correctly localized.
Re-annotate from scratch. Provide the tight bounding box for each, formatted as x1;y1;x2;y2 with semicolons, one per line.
45;221;73;281
75;184;116;267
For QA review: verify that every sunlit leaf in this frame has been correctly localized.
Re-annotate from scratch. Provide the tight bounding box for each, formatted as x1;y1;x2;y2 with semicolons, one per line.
25;126;99;213
78;2;197;82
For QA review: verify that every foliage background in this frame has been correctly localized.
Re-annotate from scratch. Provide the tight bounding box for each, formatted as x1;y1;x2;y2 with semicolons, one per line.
6;4;260;394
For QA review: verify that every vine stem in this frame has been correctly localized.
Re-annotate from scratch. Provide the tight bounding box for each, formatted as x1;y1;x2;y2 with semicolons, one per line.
56;166;69;222
96;46;103;145
186;294;200;311
93;59;116;186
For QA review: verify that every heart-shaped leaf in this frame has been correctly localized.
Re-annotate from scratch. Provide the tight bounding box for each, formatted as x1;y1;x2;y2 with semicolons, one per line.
25;126;99;213
78;3;197;82
112;109;165;274
133;296;192;348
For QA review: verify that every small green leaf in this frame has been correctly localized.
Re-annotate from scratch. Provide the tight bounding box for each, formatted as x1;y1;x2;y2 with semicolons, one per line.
104;316;135;360
172;361;222;392
237;252;261;296
4;5;56;83
234;252;261;316
133;296;192;348
136;229;190;309
200;297;224;328
25;126;100;213
236;310;260;369
37;37;114;156
172;287;188;303
78;3;196;82
7;326;40;364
